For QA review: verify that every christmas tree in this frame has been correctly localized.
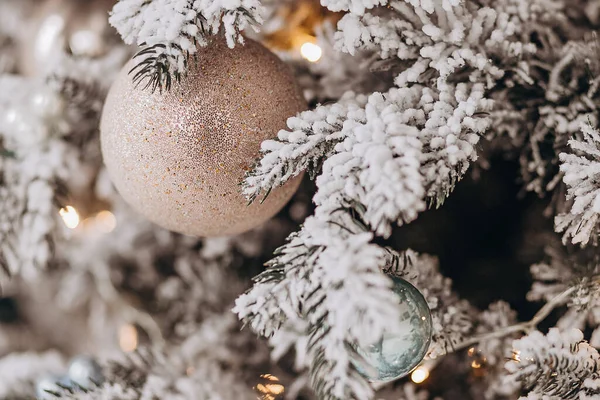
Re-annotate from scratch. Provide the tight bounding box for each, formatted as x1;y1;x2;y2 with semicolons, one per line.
1;0;600;399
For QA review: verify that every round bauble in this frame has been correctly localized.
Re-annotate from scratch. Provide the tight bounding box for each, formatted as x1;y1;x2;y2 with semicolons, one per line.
100;37;306;237
20;0;117;76
354;276;432;382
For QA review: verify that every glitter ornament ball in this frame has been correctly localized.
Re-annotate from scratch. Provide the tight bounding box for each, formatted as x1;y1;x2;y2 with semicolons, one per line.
354;277;432;382
20;0;117;77
67;356;104;388
100;37;306;237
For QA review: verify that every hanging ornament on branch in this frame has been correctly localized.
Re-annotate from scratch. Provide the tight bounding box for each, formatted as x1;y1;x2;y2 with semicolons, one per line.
19;0;118;77
353;276;433;382
100;37;306;237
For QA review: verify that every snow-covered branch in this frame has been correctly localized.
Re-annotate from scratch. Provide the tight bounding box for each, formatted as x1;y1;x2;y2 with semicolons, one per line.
316;83;491;234
0;351;65;399
335;0;540;92
235;212;406;399
0;47;127;281
505;328;600;400
109;0;264;91
0;76;75;279
243;93;368;203
62;315;260;399
556;123;600;246
247;83;491;237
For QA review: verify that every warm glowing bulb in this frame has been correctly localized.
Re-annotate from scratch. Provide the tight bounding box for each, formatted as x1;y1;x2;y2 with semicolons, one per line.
59;206;80;229
300;42;322;62
264;383;284;395
411;367;429;384
119;324;138;352
95;210;117;233
255;374;284;399
512;351;521;362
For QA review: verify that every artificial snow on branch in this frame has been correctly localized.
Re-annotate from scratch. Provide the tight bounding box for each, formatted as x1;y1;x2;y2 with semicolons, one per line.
556;122;600;246
247;83;491;237
109;0;264;91
62;315;265;400
0;351;65;399
0;76;74;279
0;47;128;281
505;328;600;400
321;0;461;16
490;26;599;198
527;242;600;347
236;211;406;400
334;0;542;92
243;93;369;203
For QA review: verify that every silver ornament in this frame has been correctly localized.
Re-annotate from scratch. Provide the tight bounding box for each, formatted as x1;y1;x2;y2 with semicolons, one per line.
100;37;306;237
67;356;104;389
354;277;432;382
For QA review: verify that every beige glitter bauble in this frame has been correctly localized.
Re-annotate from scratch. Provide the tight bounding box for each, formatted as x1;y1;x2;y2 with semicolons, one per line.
100;37;306;237
20;0;117;77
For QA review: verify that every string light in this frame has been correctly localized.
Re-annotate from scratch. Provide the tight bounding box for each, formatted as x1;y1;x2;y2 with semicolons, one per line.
300;42;322;62
512;350;521;362
119;324;138;352
467;347;488;377
254;374;285;399
59;205;80;229
411;366;429;384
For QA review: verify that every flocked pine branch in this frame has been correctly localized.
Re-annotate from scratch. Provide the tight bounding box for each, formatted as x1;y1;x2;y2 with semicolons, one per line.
0;46;128;281
62;315;264;400
0;0;32;74
109;0;264;91
556;122;600;246
235;211;407;400
243;93;369;203
321;0;461;16
0;351;65;399
335;0;540;92
235;225;478;399
527;242;600;347
505;328;600;400
526;42;600;197
236;2;511;398
248;82;491;237
0;76;74;279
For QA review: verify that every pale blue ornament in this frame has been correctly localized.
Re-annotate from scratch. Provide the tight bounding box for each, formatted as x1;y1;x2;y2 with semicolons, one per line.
67;356;104;389
354;276;432;382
